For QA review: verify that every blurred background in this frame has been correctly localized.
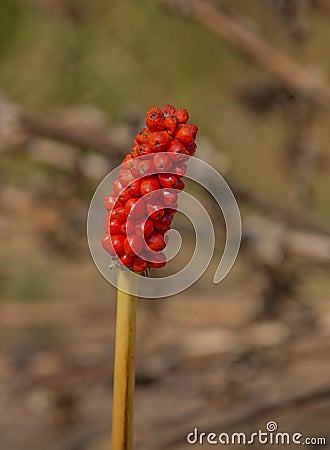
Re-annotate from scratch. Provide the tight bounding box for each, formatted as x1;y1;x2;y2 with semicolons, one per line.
0;0;330;449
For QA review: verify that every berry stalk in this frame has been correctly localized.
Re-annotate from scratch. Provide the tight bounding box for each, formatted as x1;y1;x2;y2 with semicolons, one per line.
111;269;138;450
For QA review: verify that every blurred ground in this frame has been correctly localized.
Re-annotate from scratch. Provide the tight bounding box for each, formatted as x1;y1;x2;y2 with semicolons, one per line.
0;1;330;449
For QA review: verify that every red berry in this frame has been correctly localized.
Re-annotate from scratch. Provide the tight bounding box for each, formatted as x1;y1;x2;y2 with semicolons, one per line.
161;104;176;117
185;142;197;156
138;158;155;176
146;231;166;251
119;253;134;267
146;202;165;221
174;124;198;145
153;213;173;232
124;234;144;256
135;218;154;237
110;218;123;235
102;234;125;256
104;194;119;211
174;108;189;124
129;158;141;177
118;188;132;205
125;197;146;219
149;131;171;152
130;146;139;158
136;143;153;156
153;153;172;172
158;173;178;188
162;188;178;206
140;176;161;196
167;139;186;162
136;128;151;145
132;256;148;273
101;235;115;256
146;106;165;132
172;162;186;177
166;207;177;216
175;178;185;190
111;206;127;223
164;115;178;135
118;169;135;186
127;179;142;197
113;179;124;195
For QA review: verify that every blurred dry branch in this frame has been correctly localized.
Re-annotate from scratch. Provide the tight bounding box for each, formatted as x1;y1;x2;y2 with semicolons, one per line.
158;0;330;110
314;0;330;17
232;182;330;237
20;111;127;158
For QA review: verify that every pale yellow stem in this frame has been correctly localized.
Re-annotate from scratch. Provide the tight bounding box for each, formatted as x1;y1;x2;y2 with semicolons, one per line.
111;269;138;450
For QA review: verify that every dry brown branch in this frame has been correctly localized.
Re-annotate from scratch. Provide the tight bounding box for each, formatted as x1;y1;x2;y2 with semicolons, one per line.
314;0;330;17
20;112;127;158
158;0;330;110
232;182;330;237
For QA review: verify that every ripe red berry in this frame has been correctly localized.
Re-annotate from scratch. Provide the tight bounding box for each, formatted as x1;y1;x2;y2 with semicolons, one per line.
167;139;186;162
138;158;155;176
146;201;165;221
174;124;198;145
102;234;125;256
146;231;166;251
135;218;154;237
132;256;148;273
161;104;176;117
153;153;172;172
104;194;119;211
127;179;142;197
172;162;186;177
129;158;141;177
111;206;127;223
101;235;115;256
158;173;178;188
113;179;124;195
164;115;178;135
185;142;197;156
174;108;189;124
118;169;135;187
124;234;144;256
175;178;185;190
118;188;132;205
146;106;165;132
119;253;134;267
162;188;178;206
136;143;153;156
166;207;177;216
125;197;146;219
153;213;173;232
110;218;123;235
149;131;171;152
140;176;161;196
136;128;151;145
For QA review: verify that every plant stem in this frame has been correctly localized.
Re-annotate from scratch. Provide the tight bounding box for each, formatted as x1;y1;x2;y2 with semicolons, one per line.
111;269;138;450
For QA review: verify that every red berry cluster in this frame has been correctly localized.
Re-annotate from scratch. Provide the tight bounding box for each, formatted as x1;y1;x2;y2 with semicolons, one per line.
102;105;198;273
